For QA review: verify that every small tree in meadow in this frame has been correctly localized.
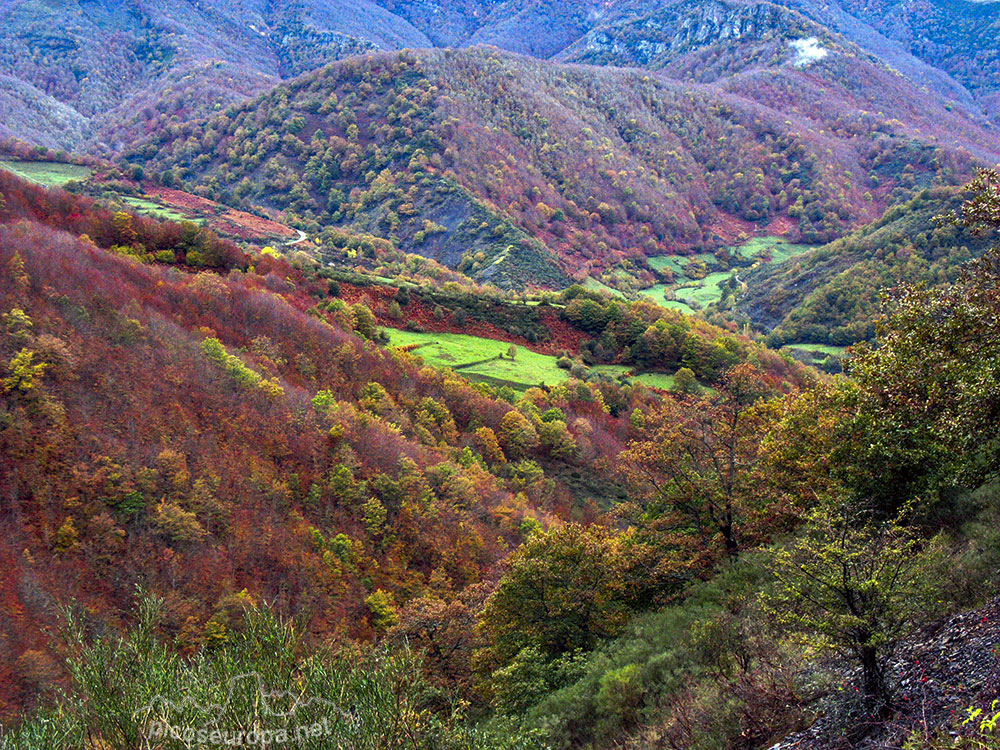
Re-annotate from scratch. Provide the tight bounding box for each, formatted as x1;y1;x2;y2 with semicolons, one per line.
671;366;700;395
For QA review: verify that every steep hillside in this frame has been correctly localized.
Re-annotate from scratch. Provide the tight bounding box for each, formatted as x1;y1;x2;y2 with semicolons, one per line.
0;169;813;719
0;171;599;717
0;0;417;151
737;184;1000;346
833;0;1000;119
124;47;998;289
3;0;999;153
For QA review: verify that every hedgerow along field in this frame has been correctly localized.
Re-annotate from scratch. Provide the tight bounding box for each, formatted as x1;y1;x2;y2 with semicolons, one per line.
384;328;676;391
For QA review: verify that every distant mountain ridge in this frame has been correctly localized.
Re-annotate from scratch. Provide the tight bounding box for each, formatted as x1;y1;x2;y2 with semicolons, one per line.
1;0;998;152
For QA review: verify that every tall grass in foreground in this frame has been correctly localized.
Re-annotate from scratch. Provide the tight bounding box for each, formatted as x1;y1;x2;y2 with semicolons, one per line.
1;594;538;750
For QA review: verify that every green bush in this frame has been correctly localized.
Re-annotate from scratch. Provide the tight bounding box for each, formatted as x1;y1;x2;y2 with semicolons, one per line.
522;555;800;750
200;337;284;397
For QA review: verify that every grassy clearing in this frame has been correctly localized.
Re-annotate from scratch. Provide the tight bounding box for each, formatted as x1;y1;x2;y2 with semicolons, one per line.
629;372;677;390
636;284;697;314
674;271;734;308
647;255;686;274
639;236;815;315
460;353;572;387
583;277;626;297
384;328;678;392
0;160;91;186
735;236;813;263
123;196;190;222
784;343;848;357
385;328;514;366
385;328;567;388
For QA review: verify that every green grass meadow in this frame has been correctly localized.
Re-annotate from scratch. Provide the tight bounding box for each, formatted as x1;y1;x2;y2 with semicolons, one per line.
735;236;813;263
122;196;191;222
0;160;92;186
635;236;815;314
384;328;675;391
783;343;848;357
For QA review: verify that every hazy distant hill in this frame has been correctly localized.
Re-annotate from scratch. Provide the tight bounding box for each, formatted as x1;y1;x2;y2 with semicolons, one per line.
2;0;999;152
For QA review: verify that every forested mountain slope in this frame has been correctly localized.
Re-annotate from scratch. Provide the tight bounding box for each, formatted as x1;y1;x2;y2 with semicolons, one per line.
0;0;412;151
2;0;1000;745
831;0;1000;116
736;184;1000;346
6;169;1000;750
2;0;998;151
124;46;999;288
0;169;810;720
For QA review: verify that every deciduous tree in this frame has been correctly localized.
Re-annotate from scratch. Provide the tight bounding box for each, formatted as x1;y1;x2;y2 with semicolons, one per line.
622;364;776;557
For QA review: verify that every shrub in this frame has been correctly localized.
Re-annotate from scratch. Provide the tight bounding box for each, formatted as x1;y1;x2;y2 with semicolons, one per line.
200;337;284;398
365;589;399;631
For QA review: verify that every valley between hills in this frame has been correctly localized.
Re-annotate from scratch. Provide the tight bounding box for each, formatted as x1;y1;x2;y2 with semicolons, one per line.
2;2;1000;748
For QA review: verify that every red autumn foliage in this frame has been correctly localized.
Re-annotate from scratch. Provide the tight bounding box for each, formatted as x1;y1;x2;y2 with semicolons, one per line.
0;171;669;720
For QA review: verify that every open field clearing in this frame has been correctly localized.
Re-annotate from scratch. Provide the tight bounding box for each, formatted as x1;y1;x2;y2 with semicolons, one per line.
0;160;91;186
637;236;815;313
384;328;677;391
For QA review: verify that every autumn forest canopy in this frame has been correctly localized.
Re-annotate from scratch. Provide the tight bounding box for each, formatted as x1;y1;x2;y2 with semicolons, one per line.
3;1;1000;748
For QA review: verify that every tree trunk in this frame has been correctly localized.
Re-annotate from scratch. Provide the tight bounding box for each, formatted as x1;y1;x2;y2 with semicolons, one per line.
721;522;739;558
859;644;892;718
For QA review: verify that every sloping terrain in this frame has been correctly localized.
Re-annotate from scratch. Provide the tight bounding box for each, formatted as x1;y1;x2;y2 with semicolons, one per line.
555;0;999;121
832;0;1000;119
772;597;1000;749
124;45;998;287
0;169;610;717
0;169;816;720
737;185;1000;346
0;0;416;151
2;0;999;152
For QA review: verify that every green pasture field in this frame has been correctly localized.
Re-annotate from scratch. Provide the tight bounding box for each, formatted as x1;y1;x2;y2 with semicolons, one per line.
635;284;697;314
636;236;815;315
583;277;626;297
735;236;814;263
784;343;848;357
647;255;686;274
674;271;734;308
383;328;678;392
0;159;92;186
123;196;190;222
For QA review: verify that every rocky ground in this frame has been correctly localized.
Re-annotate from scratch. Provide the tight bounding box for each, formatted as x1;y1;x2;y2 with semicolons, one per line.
773;598;1000;749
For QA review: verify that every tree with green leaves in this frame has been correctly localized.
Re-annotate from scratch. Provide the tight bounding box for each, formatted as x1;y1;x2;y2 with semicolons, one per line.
670;366;700;395
768;502;927;717
474;524;630;705
498;410;539;459
843;170;1000;514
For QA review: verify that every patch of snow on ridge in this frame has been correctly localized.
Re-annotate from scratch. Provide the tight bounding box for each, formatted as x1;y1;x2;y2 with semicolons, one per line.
790;37;829;67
